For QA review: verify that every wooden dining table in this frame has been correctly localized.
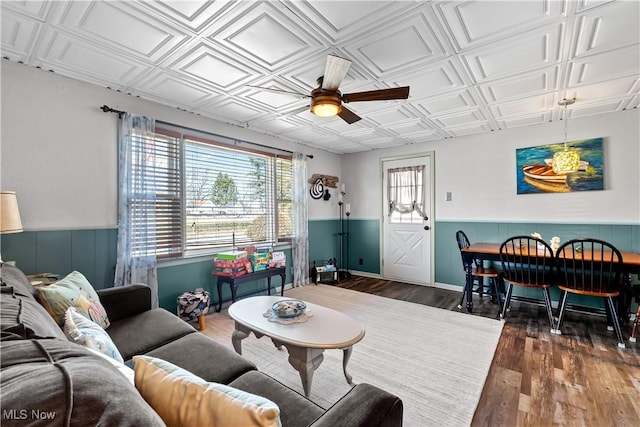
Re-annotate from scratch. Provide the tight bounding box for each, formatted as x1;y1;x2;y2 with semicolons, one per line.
461;242;640;314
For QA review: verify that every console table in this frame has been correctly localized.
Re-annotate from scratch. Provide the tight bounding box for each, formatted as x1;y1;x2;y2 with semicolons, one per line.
215;267;286;312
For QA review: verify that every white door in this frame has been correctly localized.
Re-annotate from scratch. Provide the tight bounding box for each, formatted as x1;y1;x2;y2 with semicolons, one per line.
382;155;433;285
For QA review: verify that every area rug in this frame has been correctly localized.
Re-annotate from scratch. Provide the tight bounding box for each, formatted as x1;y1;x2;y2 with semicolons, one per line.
214;285;503;427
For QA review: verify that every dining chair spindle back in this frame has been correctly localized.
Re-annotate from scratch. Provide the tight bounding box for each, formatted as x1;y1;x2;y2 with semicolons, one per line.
499;236;555;330
554;238;626;348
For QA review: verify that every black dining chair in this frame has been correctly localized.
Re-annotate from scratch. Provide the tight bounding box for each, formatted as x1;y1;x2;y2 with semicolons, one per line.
456;230;503;313
555;238;626;348
630;283;640;343
499;236;555;329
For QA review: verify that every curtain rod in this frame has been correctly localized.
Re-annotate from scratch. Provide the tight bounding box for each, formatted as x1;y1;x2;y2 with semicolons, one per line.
100;105;125;117
99;104;313;159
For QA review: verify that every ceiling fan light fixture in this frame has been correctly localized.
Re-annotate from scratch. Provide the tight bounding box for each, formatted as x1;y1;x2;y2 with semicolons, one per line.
311;95;341;117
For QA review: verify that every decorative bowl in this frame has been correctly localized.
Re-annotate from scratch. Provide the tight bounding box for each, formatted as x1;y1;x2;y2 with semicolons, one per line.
271;299;306;319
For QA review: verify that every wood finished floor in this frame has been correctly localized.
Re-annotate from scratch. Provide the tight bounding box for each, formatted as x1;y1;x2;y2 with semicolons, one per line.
332;275;640;427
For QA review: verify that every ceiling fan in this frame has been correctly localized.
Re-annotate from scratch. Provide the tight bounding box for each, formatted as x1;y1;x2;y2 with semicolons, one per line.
249;55;410;124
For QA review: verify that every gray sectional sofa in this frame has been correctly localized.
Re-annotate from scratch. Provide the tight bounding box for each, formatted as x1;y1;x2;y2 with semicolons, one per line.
0;263;403;426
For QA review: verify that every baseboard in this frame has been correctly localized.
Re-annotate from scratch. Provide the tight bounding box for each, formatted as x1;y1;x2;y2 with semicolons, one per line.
433;282;463;292
343;270;380;279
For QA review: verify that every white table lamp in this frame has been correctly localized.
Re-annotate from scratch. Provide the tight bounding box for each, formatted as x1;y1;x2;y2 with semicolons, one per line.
1;191;23;263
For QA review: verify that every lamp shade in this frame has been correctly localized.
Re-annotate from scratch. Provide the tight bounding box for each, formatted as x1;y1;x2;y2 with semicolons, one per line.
0;191;23;234
552;149;580;174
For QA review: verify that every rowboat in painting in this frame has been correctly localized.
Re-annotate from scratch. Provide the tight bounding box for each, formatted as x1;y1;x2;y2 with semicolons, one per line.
522;164;568;182
524;176;571;192
521;164;571;192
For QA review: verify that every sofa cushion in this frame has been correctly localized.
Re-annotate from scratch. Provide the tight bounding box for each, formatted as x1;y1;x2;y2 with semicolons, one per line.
133;355;281;427
0;286;67;340
145;331;256;384
36;271;110;328
106;308;195;360
229;370;325;427
63;306;124;363
0;338;165;426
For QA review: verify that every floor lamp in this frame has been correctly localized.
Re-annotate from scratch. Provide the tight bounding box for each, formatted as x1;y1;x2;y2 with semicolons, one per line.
338;185;351;280
345;203;351;276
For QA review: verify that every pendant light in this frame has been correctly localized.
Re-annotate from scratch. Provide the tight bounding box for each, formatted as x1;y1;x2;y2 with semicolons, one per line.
552;98;580;174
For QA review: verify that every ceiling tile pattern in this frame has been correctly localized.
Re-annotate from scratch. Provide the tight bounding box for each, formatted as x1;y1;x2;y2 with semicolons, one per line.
2;0;638;154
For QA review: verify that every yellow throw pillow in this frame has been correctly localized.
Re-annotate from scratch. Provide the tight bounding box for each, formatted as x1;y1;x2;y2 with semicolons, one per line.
36;271;110;328
133;356;281;427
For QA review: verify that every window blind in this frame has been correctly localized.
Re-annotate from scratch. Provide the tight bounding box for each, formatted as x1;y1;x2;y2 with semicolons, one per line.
130;129;182;259
184;136;292;252
129;124;292;258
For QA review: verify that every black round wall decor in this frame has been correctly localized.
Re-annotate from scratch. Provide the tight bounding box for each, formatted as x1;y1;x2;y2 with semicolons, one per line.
310;178;324;199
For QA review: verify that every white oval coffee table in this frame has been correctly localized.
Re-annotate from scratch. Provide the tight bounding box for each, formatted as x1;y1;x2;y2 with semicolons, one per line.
228;295;365;397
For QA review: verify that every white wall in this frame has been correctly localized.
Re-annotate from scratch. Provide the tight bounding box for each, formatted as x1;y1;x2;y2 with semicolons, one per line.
0;61;340;230
3;60;638;229
342;109;640;224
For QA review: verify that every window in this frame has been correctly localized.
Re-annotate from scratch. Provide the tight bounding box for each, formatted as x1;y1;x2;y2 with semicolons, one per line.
387;166;426;224
131;124;292;259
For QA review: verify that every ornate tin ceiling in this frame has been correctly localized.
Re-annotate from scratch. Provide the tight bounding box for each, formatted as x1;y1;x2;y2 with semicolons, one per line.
2;0;638;153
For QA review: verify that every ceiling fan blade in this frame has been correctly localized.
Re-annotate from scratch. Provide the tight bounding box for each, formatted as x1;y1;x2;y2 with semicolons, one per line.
247;85;309;99
342;86;410;103
338;106;362;124
321;55;351;90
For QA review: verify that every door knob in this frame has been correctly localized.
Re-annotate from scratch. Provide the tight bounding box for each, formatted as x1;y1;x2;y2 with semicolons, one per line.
423;225;430;231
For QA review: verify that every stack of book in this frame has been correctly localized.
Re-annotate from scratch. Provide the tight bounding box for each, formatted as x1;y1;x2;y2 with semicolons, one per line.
212;251;252;277
250;252;270;271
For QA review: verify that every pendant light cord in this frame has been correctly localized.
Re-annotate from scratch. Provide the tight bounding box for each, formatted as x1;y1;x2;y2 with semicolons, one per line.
563;104;568;150
559;97;575;150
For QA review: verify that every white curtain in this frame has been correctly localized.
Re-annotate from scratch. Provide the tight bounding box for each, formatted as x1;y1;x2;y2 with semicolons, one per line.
114;113;159;308
291;153;309;287
387;166;426;218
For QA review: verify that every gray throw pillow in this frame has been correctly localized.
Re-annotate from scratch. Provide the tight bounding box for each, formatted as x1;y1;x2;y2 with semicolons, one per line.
0;339;165;426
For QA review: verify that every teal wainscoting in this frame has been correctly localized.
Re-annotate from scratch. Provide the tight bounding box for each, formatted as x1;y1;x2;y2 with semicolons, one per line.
311;218;639;309
4;221;636;312
158;259;216;312
308;219;340;266
0;228;293;312
435;221;640;308
344;219;380;274
308;219;380;274
1;229;117;289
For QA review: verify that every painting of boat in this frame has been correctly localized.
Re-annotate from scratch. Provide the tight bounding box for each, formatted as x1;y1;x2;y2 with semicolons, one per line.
516;137;604;194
